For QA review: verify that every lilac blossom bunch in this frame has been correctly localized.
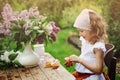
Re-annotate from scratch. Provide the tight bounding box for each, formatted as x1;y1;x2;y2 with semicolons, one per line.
0;4;60;51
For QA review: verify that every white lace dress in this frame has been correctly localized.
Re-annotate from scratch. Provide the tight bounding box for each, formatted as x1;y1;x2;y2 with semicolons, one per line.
75;37;106;80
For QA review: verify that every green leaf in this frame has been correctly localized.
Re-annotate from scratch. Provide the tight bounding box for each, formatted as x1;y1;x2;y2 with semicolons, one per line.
11;20;19;25
30;31;36;40
14;60;23;67
0;61;5;66
19;20;26;26
10;41;17;50
0;50;5;55
8;53;18;61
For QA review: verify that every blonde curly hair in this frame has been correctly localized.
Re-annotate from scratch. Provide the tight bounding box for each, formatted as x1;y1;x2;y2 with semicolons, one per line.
89;11;107;44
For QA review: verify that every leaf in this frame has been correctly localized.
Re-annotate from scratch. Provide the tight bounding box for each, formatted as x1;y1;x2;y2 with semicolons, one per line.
13;60;23;67
0;61;5;66
10;41;17;50
11;20;19;25
19;20;26;26
8;53;18;61
0;50;5;55
30;31;36;40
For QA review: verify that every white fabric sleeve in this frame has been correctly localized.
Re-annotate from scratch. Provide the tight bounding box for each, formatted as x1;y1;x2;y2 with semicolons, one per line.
93;42;106;53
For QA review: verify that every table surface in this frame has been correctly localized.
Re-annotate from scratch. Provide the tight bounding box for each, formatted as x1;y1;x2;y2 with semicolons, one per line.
0;53;75;80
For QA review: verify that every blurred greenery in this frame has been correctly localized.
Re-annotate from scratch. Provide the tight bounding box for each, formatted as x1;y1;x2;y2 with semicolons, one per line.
0;0;120;79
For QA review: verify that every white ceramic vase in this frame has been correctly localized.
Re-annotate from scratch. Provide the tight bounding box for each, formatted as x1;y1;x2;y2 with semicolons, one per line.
18;44;39;67
34;44;45;58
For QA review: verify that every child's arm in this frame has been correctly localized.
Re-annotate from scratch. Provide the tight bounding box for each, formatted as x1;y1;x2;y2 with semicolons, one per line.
70;48;104;74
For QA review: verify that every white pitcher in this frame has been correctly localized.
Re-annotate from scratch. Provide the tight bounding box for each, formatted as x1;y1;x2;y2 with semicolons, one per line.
34;44;45;58
18;44;39;67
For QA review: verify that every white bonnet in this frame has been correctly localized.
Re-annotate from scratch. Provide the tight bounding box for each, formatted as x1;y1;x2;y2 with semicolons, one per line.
74;9;95;30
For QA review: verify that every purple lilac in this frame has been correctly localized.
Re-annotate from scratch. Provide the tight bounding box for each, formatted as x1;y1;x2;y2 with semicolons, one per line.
50;21;60;34
29;7;40;18
0;23;3;34
18;10;29;21
50;32;56;41
1;3;13;22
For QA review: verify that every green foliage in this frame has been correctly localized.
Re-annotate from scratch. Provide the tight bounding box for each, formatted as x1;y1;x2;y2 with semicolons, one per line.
0;38;5;54
14;60;23;67
0;0;25;12
0;0;74;28
59;0;105;29
107;20;120;51
10;0;26;11
0;52;23;70
0;61;13;70
0;0;105;29
8;53;18;61
35;0;74;27
105;0;120;53
0;60;23;70
59;6;81;29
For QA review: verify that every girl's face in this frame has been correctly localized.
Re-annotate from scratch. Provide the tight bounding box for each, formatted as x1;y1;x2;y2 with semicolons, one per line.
77;28;92;42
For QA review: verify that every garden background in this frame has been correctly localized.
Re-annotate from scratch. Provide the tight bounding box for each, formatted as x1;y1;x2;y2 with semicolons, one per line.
0;0;120;79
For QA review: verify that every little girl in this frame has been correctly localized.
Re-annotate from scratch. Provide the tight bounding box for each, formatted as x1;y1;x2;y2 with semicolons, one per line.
65;9;109;80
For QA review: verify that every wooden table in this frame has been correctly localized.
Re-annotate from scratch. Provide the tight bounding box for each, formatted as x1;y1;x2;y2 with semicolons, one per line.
0;53;75;80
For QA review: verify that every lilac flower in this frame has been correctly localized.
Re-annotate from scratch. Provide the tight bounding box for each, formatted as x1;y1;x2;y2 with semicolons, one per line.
23;20;31;29
45;23;53;35
50;21;60;34
53;26;60;34
29;7;40;18
0;23;3;31
11;12;19;21
0;29;5;34
50;32;56;41
18;10;29;21
0;3;60;46
4;29;11;36
1;3;13;22
4;21;11;29
25;30;31;36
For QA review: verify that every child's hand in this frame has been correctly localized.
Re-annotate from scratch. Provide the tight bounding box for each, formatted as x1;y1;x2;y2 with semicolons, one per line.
69;55;80;62
64;57;73;67
64;57;70;62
